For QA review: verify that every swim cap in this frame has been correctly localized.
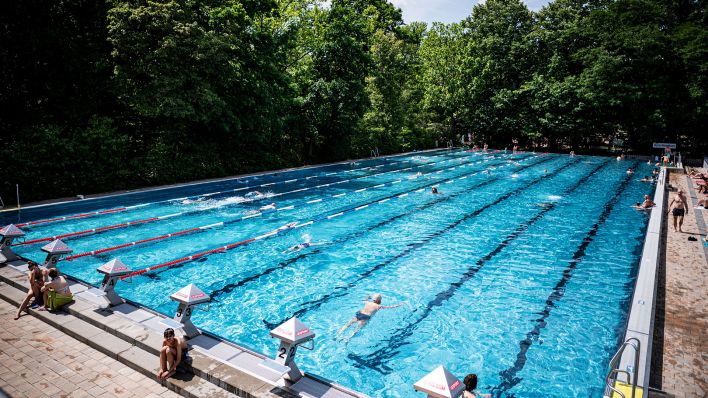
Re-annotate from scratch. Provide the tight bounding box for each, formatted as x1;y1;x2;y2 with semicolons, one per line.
371;293;382;302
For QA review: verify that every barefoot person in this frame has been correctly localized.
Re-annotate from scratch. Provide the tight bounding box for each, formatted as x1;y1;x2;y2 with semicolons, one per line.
337;293;404;340
39;269;73;311
157;328;188;380
15;261;44;320
668;190;688;232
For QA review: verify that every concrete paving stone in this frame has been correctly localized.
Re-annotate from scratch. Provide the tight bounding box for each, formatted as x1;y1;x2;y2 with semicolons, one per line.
214;363;269;395
114;322;163;353
659;172;708;398
118;345;159;376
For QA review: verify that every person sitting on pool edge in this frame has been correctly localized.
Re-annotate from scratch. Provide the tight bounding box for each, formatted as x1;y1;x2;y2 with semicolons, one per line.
157;328;189;380
337;293;404;340
39;268;73;311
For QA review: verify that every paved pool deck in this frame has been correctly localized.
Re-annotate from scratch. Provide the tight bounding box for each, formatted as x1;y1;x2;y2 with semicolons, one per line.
651;170;707;397
0;298;182;398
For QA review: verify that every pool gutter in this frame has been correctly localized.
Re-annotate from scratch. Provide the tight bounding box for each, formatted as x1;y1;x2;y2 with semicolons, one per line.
618;167;667;389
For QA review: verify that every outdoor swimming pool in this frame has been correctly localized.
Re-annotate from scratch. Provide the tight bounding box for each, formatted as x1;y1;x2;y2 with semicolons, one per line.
3;149;655;397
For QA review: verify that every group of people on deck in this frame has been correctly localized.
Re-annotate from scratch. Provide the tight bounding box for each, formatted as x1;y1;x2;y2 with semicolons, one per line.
15;261;73;320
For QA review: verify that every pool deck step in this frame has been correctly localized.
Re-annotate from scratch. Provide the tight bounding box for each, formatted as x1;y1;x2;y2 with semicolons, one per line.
0;278;236;398
0;263;366;398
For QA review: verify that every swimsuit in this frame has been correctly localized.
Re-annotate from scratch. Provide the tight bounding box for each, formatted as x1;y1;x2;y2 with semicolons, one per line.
672;208;685;216
301;242;311;248
355;311;371;321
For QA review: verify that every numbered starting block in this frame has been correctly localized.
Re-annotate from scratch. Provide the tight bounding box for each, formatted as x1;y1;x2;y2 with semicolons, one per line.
413;366;466;398
0;224;25;263
41;239;72;269
269;317;315;382
92;258;132;306
167;284;210;338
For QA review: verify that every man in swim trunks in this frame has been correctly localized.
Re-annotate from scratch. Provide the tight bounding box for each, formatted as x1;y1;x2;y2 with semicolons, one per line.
282;234;323;253
668;190;688;232
337;293;404;340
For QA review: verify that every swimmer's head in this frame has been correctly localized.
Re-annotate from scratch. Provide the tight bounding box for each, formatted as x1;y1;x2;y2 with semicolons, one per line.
371;293;382;303
644;195;650;200
635;202;641;207
463;374;478;391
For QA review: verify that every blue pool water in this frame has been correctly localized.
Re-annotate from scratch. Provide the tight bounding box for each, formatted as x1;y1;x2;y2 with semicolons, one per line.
3;149;655;397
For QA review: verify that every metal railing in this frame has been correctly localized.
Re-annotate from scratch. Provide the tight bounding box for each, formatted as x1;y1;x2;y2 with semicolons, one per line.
604;337;641;398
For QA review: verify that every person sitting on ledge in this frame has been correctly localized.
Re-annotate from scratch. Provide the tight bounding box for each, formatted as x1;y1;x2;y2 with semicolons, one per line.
157;328;189;380
39;268;72;311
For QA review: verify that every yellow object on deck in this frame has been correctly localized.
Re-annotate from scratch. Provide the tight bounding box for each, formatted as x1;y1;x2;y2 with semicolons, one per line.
611;381;644;398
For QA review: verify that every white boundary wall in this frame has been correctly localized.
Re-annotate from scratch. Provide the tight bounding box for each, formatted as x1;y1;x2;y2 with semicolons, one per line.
619;167;666;388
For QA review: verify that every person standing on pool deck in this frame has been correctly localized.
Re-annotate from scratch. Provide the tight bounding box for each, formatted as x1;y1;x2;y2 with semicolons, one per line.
668;190;688;232
337;293;404;340
15;261;44;320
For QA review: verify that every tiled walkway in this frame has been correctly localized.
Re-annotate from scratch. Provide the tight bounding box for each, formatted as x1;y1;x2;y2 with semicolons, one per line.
0;299;181;398
656;172;708;397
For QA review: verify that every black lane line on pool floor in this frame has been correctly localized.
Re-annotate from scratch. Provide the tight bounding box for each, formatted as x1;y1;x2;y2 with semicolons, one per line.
22;151;481;246
61;152;504;262
345;159;615;374
261;157;583;330
12;148;458;230
490;161;640;398
141;154;547;281
199;155;554;294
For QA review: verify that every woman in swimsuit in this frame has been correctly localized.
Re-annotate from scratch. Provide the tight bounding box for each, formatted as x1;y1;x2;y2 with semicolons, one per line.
337;293;404;340
15;261;44;320
40;268;72;311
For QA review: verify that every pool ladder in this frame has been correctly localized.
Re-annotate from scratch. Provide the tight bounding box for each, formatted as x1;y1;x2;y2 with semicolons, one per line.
371;147;380;157
603;337;641;398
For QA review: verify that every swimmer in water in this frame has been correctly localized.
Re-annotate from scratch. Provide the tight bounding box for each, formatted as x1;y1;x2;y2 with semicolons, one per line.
431;186;440;194
181;197;205;205
275;222;298;233
633;195;655;210
337;293;405;340
282;234;324;253
641;176;649;182
245;191;264;199
259;203;276;212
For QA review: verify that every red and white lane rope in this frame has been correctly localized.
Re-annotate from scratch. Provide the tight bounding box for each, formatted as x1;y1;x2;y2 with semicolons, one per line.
63;154;506;260
20;151;483;248
120;153;539;279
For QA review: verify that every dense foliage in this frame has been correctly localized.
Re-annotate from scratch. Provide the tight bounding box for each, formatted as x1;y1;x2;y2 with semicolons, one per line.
1;0;706;203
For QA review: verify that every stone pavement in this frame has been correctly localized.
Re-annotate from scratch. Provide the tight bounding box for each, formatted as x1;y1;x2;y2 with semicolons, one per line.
0;298;181;398
654;171;708;398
